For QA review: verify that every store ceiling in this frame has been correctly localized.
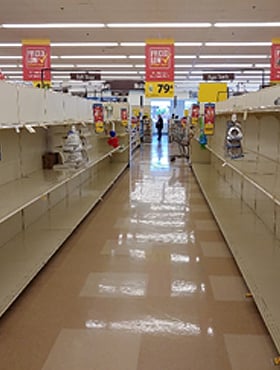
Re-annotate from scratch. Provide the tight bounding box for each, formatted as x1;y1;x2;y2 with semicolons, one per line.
0;0;279;90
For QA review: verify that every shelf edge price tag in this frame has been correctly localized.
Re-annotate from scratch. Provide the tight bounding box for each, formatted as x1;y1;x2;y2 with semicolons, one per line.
145;81;174;98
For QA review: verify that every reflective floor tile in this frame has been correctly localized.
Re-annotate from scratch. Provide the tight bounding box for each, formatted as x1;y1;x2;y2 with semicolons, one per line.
209;276;247;301
80;272;148;298
224;334;276;370
42;329;141;370
194;219;219;231
200;241;231;258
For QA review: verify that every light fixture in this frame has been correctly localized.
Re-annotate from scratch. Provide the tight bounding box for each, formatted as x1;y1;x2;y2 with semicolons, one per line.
128;55;145;59
175;56;196;59
0;56;21;59
76;64;133;68
175;71;190;74
176;64;194;67
2;23;105;28
100;75;141;80
194;63;253;68
175;42;203;46
254;63;270;68
52;42;118;47
205;42;271;46
107;22;212;28
0;43;21;47
199;55;268;59
0;64;18;68
214;22;280;27
51;64;75;68
134;64;145;68
120;42;145;46
60;55;127;59
99;71;138;74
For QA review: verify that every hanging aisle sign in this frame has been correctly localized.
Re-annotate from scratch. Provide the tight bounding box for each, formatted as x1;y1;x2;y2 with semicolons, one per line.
204;103;215;136
22;39;51;87
270;38;280;84
145;39;174;98
93;103;104;133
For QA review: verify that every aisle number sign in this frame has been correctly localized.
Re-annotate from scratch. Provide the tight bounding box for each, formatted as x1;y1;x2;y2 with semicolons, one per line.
145;39;174;98
22;39;51;86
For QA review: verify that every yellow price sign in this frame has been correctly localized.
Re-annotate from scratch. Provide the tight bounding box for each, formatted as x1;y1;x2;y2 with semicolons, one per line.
145;81;174;98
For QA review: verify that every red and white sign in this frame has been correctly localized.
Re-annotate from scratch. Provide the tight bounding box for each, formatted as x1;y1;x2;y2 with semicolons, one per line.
204;103;215;136
22;39;51;82
270;39;280;84
145;40;174;82
191;104;200;125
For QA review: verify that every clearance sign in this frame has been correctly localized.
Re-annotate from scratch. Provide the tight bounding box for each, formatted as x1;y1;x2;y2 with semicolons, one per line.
270;38;280;84
145;39;174;98
22;39;51;87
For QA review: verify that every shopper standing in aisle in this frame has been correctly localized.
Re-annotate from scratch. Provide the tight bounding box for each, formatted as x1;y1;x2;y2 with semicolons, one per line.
155;114;164;141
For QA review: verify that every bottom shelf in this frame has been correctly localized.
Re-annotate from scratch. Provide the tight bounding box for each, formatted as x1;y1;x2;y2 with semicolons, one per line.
192;163;280;354
0;162;128;317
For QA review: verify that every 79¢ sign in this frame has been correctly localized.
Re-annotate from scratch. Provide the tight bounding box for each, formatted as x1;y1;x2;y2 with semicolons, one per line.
145;81;174;98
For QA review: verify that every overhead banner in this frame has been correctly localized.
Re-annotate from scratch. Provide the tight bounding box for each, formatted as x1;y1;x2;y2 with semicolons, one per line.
191;104;200;126
145;39;174;98
204;103;215;136
270;38;280;84
22;39;51;87
93;103;104;133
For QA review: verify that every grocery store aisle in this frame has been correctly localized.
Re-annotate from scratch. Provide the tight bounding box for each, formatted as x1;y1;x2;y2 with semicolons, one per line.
0;136;277;370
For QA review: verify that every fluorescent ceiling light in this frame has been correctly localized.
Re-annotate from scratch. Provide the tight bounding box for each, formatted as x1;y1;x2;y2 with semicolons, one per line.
2;23;105;28
60;55;127;59
52;42;118;47
107;22;211;28
191;70;240;74
2;70;22;74
175;56;196;59
206;42;271;46
120;42;145;46
0;43;21;47
76;64;133;68
175;42;203;46
51;64;75;68
0;64;18;68
0;56;21;59
242;70;270;74
214;22;280;28
255;63;270;67
99;75;141;80
175;71;190;74
100;71;138;74
195;63;253;68
7;75;22;79
134;64;145;68
175;64;194;67
128;55;145;59
199;55;268;59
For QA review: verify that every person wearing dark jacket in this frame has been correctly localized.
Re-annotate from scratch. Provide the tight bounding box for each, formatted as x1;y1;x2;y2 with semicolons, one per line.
156;114;164;141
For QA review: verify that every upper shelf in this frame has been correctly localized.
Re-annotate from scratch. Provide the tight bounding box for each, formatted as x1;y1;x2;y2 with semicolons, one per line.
0;146;122;225
0;81;93;127
216;84;280;114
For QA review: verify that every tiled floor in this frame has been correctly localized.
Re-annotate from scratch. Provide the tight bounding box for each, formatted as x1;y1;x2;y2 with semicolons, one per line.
0;136;277;370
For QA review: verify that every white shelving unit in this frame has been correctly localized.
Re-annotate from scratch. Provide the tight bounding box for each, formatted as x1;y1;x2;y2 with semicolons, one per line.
191;85;280;353
0;81;129;317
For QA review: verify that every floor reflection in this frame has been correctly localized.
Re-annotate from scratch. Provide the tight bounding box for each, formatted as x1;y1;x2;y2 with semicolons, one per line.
150;135;170;171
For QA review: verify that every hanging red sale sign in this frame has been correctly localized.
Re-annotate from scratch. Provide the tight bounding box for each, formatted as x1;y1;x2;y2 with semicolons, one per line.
22;39;51;85
270;39;280;84
204;103;215;136
145;39;174;98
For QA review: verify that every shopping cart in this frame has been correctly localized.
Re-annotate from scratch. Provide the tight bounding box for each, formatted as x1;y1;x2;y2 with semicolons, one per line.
169;120;194;163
